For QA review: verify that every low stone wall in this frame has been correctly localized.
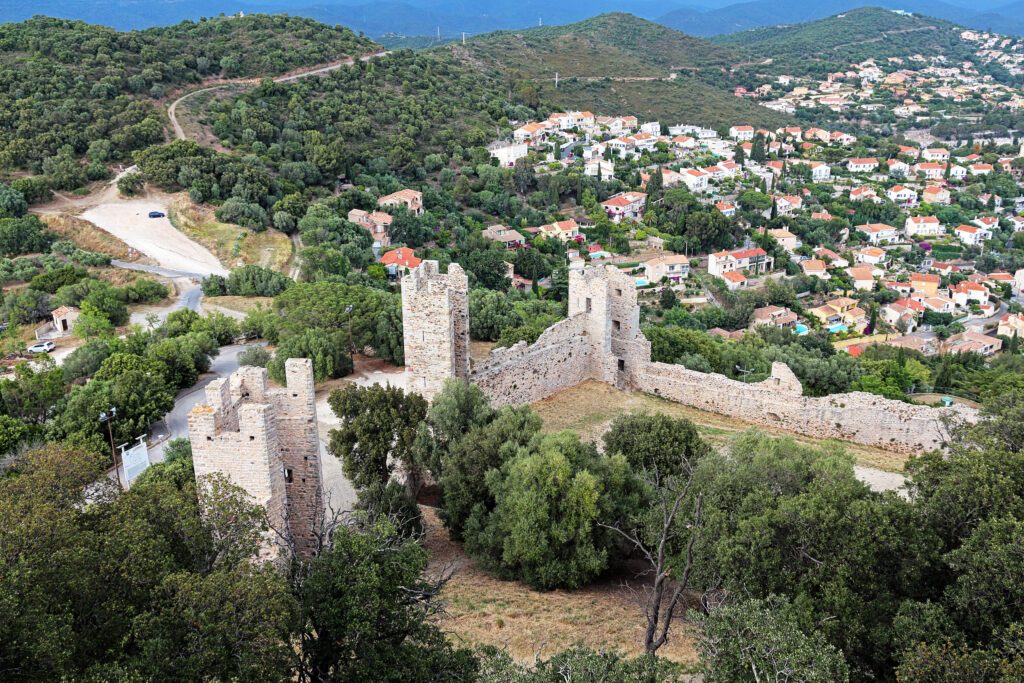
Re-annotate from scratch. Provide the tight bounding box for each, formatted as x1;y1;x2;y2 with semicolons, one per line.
635;361;974;453
472;315;598;407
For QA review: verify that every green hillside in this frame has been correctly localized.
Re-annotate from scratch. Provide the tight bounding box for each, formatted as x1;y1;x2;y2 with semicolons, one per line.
459;12;743;76
714;8;971;75
0;15;377;172
445;13;793;128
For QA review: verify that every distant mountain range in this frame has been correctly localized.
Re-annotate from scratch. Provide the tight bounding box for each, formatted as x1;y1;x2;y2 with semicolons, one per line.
4;0;1024;36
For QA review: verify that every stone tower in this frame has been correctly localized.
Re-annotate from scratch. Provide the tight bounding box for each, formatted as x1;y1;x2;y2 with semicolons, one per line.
568;265;651;388
188;358;323;560
401;260;470;399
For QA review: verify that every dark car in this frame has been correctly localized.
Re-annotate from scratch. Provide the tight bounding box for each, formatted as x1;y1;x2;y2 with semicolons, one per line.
148;211;166;218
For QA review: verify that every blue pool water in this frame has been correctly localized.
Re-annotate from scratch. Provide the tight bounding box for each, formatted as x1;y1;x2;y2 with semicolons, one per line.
795;323;809;335
635;278;649;286
827;323;848;334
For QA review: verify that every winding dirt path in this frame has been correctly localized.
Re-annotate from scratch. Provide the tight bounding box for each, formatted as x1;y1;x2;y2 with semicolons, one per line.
167;51;390;142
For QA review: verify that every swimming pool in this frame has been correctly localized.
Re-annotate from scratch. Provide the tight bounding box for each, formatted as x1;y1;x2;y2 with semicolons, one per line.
635;278;649;286
795;323;809;335
827;323;848;334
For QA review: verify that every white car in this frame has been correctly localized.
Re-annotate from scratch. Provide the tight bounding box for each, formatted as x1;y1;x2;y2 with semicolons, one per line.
27;341;55;354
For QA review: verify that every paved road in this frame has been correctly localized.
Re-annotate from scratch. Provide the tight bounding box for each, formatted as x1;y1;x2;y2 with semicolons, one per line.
149;343;260;459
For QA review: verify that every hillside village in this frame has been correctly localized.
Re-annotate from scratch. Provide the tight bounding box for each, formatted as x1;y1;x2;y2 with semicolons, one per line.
341;107;1024;367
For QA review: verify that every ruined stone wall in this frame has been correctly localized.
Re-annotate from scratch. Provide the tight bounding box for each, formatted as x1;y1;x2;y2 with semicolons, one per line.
472;315;597;406
401;261;469;400
403;261;977;454
635;361;971;453
189;358;322;559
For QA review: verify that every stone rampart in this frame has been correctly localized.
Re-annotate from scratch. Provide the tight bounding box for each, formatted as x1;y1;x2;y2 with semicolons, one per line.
401;261;977;454
636;361;970;453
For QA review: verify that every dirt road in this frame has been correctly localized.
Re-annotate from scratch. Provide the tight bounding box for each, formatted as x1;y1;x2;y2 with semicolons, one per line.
167;51;389;142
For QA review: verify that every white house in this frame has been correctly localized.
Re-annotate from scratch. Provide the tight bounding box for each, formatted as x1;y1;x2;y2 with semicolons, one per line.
954;224;992;246
639;121;661;135
913;162;946;180
584;159;615;178
887;159;911;177
809;161;831;182
601;191;647;223
680;168;710;192
513;122;551;143
950;281;990;307
489;141;528;167
715;201;736;217
858;223;899;244
729;125;755;141
905;215;944;237
847;157;879;173
921;148;950;162
644;254;690;283
856;246;887;265
887;185;918;206
708;247;774;278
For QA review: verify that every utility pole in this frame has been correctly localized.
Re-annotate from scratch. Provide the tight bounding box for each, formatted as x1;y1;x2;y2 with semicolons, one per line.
99;407;120;485
345;305;354;370
555;71;559;89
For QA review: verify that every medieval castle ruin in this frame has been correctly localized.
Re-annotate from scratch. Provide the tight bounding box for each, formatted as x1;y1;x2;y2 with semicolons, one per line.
403;260;976;453
187;262;974;561
189;358;323;559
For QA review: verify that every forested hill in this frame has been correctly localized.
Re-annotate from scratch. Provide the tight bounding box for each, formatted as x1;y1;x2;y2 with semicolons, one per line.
0;15;377;173
459;12;743;75
712;8;976;76
444;13;794;129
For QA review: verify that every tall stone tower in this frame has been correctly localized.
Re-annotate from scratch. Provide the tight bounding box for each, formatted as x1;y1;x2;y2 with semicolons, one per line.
568;265;650;389
188;358;323;560
401;260;470;399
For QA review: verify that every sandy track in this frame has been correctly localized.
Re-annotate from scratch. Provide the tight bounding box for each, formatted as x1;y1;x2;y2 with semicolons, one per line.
81;200;227;277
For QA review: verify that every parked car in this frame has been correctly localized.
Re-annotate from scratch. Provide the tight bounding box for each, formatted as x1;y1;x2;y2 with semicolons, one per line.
148;211;166;218
27;341;55;354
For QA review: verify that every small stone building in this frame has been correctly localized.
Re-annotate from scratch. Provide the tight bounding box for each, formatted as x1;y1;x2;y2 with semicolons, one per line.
51;306;80;336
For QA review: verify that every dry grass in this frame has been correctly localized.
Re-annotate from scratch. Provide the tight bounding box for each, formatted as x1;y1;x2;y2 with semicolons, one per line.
38;214;139;260
168;196;292;272
910;393;981;409
469;340;497;365
202;295;273;314
531;380;910;472
423;507;699;666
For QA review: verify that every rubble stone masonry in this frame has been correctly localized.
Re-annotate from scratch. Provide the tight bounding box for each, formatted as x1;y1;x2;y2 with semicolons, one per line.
402;261;975;454
401;261;470;399
189;358;322;559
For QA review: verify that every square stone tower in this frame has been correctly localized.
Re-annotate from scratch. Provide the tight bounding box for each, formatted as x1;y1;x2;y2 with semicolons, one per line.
568;265;651;388
189;358;323;560
401;260;470;399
